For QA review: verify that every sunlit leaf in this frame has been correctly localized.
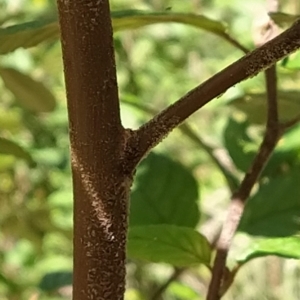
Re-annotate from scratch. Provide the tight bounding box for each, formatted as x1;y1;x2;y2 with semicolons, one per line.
39;271;72;291
168;282;199;300
0;108;22;132
228;91;300;124
0;137;35;165
0;155;15;170
130;152;200;228
0;17;59;54
239;169;300;237
281;51;300;70
0;11;228;54
236;236;300;264
0;67;56;112
112;10;227;37
127;225;211;267
269;12;300;27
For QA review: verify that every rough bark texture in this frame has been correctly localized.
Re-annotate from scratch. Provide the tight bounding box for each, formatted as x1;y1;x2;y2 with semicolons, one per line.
56;1;130;299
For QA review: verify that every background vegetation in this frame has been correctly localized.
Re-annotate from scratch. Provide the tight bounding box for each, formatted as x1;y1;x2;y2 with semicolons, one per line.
0;0;300;299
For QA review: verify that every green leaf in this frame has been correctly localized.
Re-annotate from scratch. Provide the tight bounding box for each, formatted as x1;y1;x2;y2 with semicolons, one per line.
281;51;300;70
229;91;300;124
0;67;56;112
262;125;300;177
0;108;22;132
0;137;35;165
0;17;59;54
239;169;300;237
127;225;211;267
130;152;200;228
223;117;256;172
0;11;227;54
39;271;72;291
236;236;300;264
112;10;227;37
224;117;300;177
269;12;300;27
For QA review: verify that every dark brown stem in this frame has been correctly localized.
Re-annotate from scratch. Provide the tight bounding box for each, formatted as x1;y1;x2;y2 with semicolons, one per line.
125;19;300;169
207;14;281;299
56;1;131;299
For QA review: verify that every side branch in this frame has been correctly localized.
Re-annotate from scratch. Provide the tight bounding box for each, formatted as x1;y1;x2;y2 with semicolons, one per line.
207;11;282;299
124;19;300;168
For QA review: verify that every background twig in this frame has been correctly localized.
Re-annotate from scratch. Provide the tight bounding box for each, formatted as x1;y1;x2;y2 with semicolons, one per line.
207;4;283;299
151;268;185;300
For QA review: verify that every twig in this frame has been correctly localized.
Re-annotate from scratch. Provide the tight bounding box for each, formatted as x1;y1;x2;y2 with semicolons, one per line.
206;66;281;300
223;33;249;54
124;19;300;170
122;99;239;192
179;124;239;192
151;268;185;300
206;8;282;299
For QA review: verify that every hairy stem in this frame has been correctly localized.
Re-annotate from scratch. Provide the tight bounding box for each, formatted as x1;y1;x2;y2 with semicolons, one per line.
125;19;300;169
57;1;131;299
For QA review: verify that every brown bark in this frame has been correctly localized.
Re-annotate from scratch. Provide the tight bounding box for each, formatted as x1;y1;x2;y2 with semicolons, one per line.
55;0;300;298
56;1;132;299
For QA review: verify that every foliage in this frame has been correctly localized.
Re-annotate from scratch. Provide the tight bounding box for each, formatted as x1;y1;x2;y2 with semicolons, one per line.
0;0;300;299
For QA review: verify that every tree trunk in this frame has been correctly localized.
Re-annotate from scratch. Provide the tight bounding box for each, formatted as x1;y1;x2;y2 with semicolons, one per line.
56;1;131;299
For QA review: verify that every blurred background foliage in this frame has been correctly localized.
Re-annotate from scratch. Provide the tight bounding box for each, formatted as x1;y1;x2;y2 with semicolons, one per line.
0;0;300;299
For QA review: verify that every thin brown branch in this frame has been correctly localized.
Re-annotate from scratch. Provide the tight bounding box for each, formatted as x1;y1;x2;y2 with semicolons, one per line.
281;114;300;129
265;66;279;127
206;101;282;300
223;33;249;54
124;19;300;170
207;12;282;300
151;268;185;300
122;99;239;192
180;124;239;193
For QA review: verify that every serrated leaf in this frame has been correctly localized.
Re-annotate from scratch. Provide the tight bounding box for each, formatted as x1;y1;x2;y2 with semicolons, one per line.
39;271;72;291
127;225;211;267
269;12;300;27
0;137;35;165
0;11;228;54
229;92;300;124
238;169;300;237
130;152;200;228
236;236;300;264
0;67;56;112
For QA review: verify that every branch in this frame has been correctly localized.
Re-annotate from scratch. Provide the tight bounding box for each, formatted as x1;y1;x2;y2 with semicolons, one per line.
122;99;239;192
206;66;281;300
57;1;129;299
207;8;282;299
151;268;185;300
124;19;300;169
